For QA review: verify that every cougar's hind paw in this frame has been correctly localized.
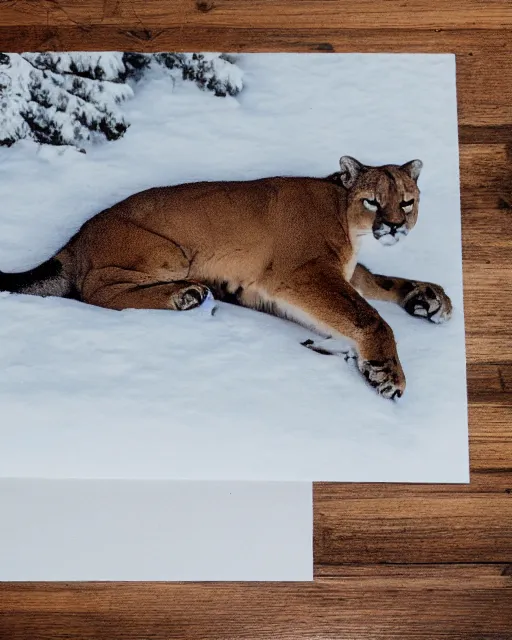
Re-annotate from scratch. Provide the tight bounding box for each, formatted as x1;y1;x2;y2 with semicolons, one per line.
176;283;213;311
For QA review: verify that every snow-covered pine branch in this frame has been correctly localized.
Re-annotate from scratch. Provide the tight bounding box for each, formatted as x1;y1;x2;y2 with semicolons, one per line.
0;52;244;149
159;53;243;97
122;52;243;97
0;53;131;148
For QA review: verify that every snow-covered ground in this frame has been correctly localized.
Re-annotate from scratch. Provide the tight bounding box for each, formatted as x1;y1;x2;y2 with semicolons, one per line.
0;54;468;481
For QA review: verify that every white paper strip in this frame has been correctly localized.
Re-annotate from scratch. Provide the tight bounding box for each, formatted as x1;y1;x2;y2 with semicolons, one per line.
0;480;312;581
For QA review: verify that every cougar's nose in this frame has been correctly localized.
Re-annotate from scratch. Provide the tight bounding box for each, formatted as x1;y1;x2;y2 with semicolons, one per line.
387;221;403;236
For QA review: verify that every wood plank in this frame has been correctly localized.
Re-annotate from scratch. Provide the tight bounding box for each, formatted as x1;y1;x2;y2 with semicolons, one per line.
460;145;510;198
457;143;511;363
315;492;512;564
315;563;511;583
316;471;512;497
467;363;512;404
470;404;512;469
2;25;511;51
0;567;510;640
1;0;511;29
459;125;512;145
1;25;511;51
459;144;511;265
464;266;512;363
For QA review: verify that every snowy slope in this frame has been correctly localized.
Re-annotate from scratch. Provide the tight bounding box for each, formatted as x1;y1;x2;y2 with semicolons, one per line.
0;54;468;482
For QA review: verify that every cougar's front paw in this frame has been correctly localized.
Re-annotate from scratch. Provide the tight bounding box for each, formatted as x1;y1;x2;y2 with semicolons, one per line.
403;282;452;324
358;358;406;400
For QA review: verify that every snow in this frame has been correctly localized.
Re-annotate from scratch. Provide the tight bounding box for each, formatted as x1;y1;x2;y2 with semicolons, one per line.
0;53;468;482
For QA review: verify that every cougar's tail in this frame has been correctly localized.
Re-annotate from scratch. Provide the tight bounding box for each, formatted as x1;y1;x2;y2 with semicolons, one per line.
0;254;73;298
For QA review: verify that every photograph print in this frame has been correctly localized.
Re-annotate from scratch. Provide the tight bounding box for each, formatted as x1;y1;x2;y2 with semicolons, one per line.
0;52;468;482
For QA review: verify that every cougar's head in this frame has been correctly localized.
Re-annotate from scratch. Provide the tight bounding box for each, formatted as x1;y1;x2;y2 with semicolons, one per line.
338;156;423;246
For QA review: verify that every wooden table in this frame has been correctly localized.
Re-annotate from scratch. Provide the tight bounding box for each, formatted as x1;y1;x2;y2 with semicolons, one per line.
0;2;511;638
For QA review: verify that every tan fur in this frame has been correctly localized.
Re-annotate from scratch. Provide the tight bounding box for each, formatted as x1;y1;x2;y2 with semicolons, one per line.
43;157;451;398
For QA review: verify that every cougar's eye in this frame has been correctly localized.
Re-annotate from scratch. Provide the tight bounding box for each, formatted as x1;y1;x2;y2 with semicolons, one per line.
401;199;415;214
363;198;379;212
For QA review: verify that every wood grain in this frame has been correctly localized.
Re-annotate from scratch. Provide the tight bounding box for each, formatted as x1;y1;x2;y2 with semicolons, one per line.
0;1;511;639
0;567;511;640
2;0;512;29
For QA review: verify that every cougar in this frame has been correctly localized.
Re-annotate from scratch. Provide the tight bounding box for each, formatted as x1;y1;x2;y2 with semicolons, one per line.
0;156;452;398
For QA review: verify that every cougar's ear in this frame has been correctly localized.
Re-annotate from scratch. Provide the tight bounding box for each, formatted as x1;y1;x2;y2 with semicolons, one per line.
400;159;423;182
339;156;365;189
